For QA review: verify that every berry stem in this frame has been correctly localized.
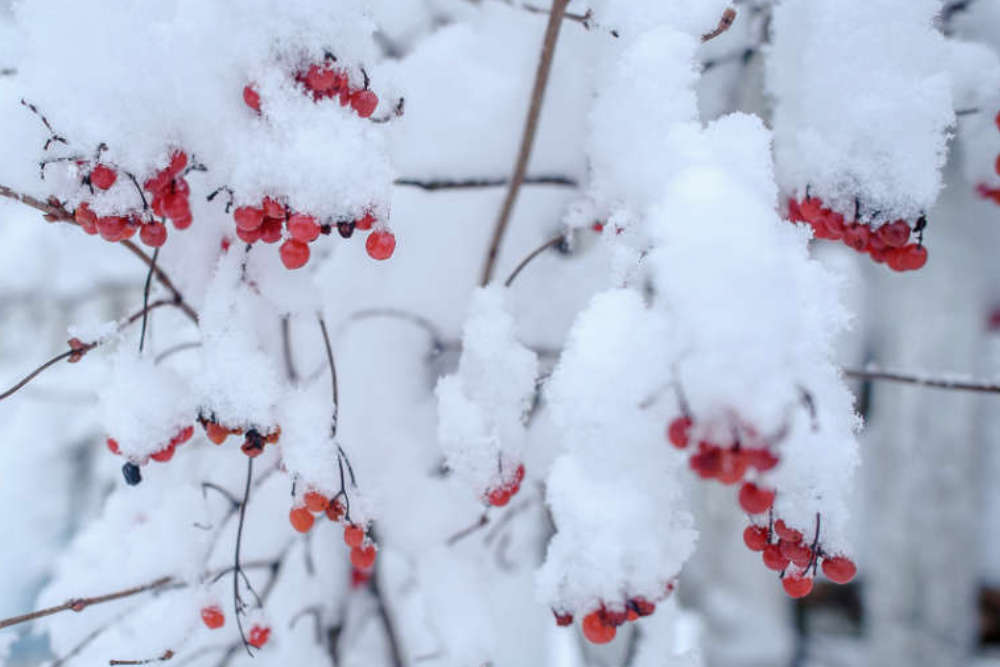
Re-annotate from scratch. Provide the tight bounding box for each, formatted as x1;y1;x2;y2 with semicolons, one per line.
317;314;338;437
479;0;571;286
394;175;577;191
844;366;1000;394
138;248;159;354
504;232;567;287
233;457;256;656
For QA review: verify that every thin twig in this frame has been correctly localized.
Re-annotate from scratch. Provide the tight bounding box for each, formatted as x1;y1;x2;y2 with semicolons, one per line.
233;457;256;656
0;577;173;631
843;367;1000;394
504;233;566;287
446;513;490;546
109;650;175;665
139;248;159;353
318;314;339;437
479;0;571;286
370;550;405;667
394;175;577;191
154;342;201;364
281;315;299;383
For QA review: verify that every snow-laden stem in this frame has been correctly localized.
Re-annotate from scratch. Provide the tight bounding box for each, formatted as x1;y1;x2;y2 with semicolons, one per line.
845;366;1000;394
504;232;566;287
479;0;571;286
394;175;577;191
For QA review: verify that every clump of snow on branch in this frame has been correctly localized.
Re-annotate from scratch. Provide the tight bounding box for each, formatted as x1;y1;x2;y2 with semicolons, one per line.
436;286;538;496
539;289;696;613
767;0;954;221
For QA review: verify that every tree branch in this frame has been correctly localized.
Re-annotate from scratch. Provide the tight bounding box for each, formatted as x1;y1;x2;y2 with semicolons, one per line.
479;0;571;286
504;232;567;287
394;175;577;191
843;366;1000;394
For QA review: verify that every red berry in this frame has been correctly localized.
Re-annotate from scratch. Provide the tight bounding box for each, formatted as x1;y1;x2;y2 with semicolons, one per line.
742;525;769;551
779;540;813;567
171;426;194;447
236;225;262;244
762;544;790;571
234;206;264;231
515;463;526;484
716;449;749;485
553;610;574;626
75;204;98;234
486;486;511;507
305;64;338;93
350;90;379;118
287;214;320;242
350;544;376;569
773;519;802;543
150;444;175;463
600;608;628;627
205;421;229;445
689;443;722;479
261;197;284;219
738;482;775;515
365;230;396;260
163;193;190;222
667;416;692;448
744;447;779;471
243;85;261;112
303;491;329;514
630;597;655;617
167;151;188;176
877;220;910;248
799;197;823;221
344;523;365;548
247;625;270;649
200;605;225;629
581;611;616;644
351;567;371;588
354;212;375;231
96;216;126;242
106;437;120;455
842;224;870;252
897;244;927;271
782;573;814;598
821;555;857;584
259;217;283;244
280;239;310;269
787;198;803;222
995;154;1000;177
90;164;117;190
289;506;314;533
140;222;167;247
326;498;346;522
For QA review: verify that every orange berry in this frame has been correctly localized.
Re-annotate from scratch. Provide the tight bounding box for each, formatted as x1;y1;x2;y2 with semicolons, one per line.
200;605;224;629
344;523;365;548
350;544;376;569
303;491;329;514
289;506;314;533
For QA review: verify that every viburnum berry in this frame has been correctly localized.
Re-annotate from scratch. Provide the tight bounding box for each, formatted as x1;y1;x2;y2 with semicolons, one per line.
200;605;225;629
247;625;270;649
738;482;775;514
74;204;99;235
350;90;378;118
742;524;769;551
350;544;376;569
629;597;655;617
289;506;314;533
234;206;264;232
305;64;339;93
139;222;167;247
667;416;692;448
762;544;790;571
553;610;574;627
689;443;722;479
344;523;365;548
122;462;142;486
303;491;329;514
243;85;261;112
351;566;372;588
280;239;310;270
90;164;117;190
773;519;802;543
172;425;194;447
365;230;395;261
204;421;229;445
354;212;375;231
106;437;120;455
744;447;779;472
150;444;175;463
821;555;857;584
781;572;814;599
287;214;320;243
877;220;910;248
259;218;283;244
779;540;813;567
581;611;616;644
716;449;749;485
326;498;346;522
486;486;511;507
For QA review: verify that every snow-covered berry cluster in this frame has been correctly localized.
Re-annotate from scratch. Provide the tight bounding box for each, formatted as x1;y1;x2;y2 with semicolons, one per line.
288;491;376;571
232;197;394;270
243;57;380;120
71;150;195;248
787;196;928;271
483;462;525;507
199;415;280;459
568;585;673;645
667;416;780;486
106;425;194;486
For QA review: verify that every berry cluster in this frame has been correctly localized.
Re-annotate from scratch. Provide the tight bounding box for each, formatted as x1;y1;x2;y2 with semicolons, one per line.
667;416;780;488
107;425;194;486
243;60;379;119
787;197;927;271
72;151;194;249
483;463;525;507
199;416;280;458
559;583;675;645
287;490;377;571
975;112;1000;204
742;516;857;598
232;197;395;270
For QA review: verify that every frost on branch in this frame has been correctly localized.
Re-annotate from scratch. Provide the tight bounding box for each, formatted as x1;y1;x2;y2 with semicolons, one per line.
436;287;537;505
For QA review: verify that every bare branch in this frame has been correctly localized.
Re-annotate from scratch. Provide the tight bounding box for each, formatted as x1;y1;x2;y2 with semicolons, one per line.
843;366;1000;394
394;175;577;191
317;314;339;437
504;232;567;287
479;0;572;286
109;650;175;665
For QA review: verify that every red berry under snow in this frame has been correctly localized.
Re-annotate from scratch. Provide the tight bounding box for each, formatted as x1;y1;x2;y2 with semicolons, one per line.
350;90;379;118
289;506;314;533
344;523;365;548
243;85;261;112
287;213;320;242
90;164;117;190
782;573;814;598
821;555;857;584
742;525;769;551
248;625;270;648
200;605;225;629
139;221;167;247
350;545;376;569
581;611;616;644
762;544;790;571
738;482;775;515
667;416;692;448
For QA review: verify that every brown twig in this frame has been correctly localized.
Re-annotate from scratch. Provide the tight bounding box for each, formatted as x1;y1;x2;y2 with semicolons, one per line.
446;513;490;546
504;233;567;287
0;576;173;631
843;367;1000;394
0;298;176;402
0;183;198;324
702;7;737;42
394;175;577;191
232;457;257;656
281;315;298;383
109;650;175;665
479;0;571;286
